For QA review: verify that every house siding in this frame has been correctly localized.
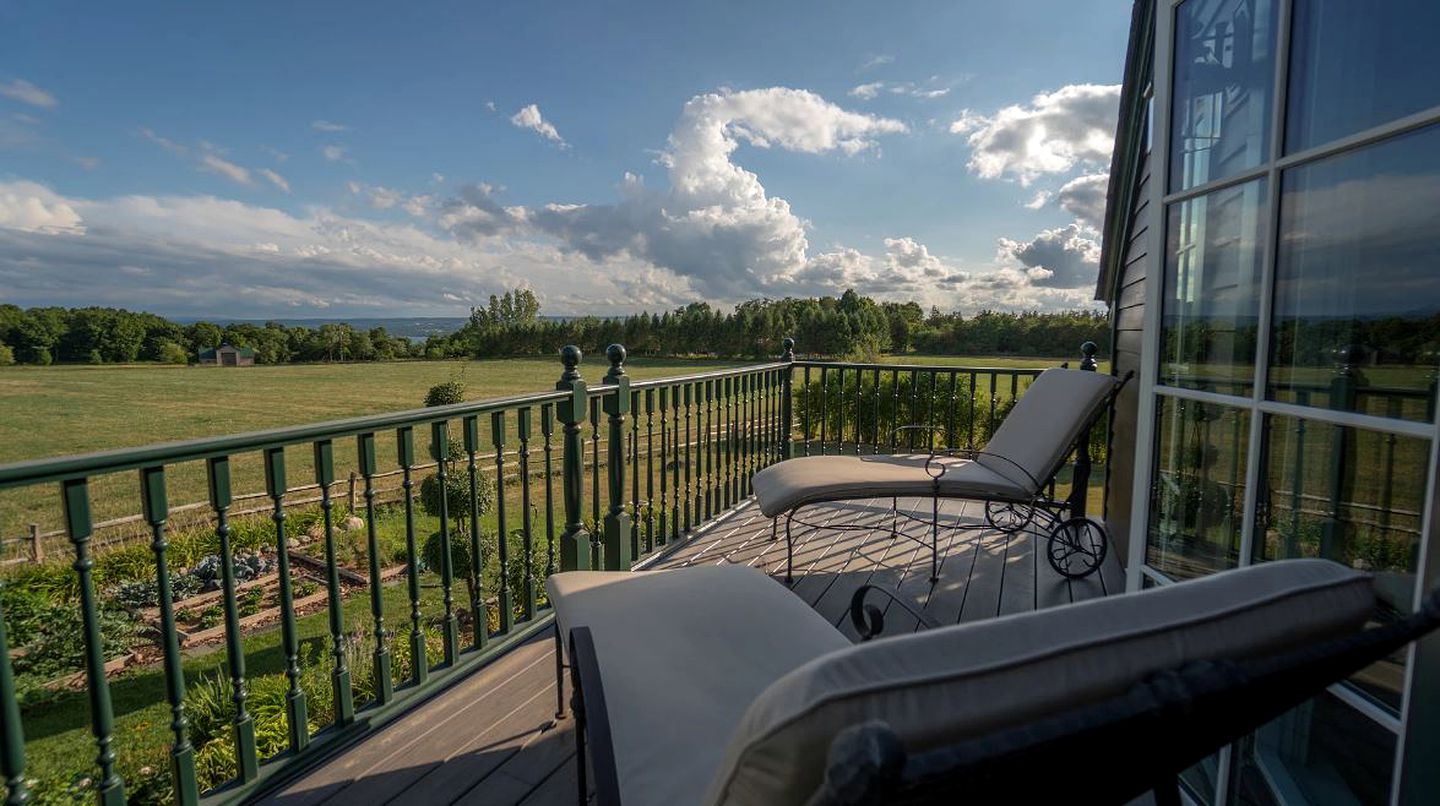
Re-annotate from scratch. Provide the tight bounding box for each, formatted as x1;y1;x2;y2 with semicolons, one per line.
1103;151;1150;566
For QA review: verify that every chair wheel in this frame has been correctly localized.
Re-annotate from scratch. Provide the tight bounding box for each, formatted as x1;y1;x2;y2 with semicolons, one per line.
985;501;1035;533
1046;517;1108;579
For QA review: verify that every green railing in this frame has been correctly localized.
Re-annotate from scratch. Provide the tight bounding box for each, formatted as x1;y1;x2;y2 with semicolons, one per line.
0;340;1089;805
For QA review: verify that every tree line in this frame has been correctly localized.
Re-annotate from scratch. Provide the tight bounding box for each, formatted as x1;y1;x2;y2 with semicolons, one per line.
0;292;1109;367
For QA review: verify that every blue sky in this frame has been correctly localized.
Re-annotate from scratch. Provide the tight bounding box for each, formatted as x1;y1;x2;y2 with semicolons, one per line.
0;0;1131;317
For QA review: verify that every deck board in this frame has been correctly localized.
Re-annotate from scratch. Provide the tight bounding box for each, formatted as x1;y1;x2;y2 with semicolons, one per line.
260;496;1122;805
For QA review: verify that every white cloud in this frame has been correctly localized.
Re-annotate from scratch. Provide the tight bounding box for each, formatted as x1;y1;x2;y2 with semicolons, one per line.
263;145;290;163
0;180;84;233
953;84;1120;184
1055;172;1108;229
321;144;351;163
849;82;884;100
997;222;1101;288
858;54;894;71
348;181;434;217
850;80;951;101
509;104;566;147
1024;190;1051;210
258;168;290;193
485;101;497;112
0;78;57;109
72;156;101;171
311;120;348;132
199;154;252;186
512;87;908;297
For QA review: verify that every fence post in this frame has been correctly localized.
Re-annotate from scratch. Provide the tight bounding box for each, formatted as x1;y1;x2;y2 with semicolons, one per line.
603;345;633;571
556;346;591;571
780;337;796;459
1069;341;1098;518
28;523;41;563
347;471;358;516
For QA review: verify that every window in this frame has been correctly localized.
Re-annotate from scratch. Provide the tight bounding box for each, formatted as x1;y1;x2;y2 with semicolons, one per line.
1147;397;1249;579
1268;125;1440;422
1169;0;1278;191
1230;692;1397;805
1286;0;1440;153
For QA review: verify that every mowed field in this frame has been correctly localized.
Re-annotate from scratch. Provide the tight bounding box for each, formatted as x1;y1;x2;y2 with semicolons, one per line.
0;354;1079;539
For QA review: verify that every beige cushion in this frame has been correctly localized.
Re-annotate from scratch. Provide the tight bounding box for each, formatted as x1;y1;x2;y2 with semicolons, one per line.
978;368;1116;488
703;559;1375;806
545;565;849;806
751;453;1030;518
750;368;1117;517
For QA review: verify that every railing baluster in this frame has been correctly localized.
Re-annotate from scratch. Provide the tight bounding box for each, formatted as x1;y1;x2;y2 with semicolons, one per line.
556;348;592;571
871;368;881;453
802;366;811;456
61;479;124;805
835;367;845;455
726;377;738;503
703;380;715;520
491;411;513;634
947;371;959;450
891;369;901;452
658;387;670;546
263;448;309;751
644;390;655;554
541;404;557;580
0;571;29;806
819;367;828;455
987;370;999;439
517;408;537;621
683;382;695;531
589;397;601;567
629;390;641;559
462;417;486;649
313;441;355;725
356;434;395;700
853;367;862;455
140;466;199;805
968;372;978;449
207;456;260;780
926;372;938;451
747;374;759;490
430;422;459;665
396;428;427;686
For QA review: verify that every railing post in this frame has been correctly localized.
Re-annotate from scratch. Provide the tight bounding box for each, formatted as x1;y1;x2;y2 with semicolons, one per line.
140;465;200;806
557;346;592;571
1069;341;1098;519
781;338;795;459
603;345;632;571
26;523;40;563
62;479;125;806
0;576;31;806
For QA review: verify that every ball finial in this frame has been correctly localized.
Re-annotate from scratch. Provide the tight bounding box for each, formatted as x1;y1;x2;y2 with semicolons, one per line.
1080;341;1098;371
781;337;796;361
556;345;583;389
604;343;627;381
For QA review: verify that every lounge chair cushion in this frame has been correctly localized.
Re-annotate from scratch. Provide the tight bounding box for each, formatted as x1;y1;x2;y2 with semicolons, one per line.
546;565;849;806
750;368;1117;517
703;559;1375;806
751;453;1029;518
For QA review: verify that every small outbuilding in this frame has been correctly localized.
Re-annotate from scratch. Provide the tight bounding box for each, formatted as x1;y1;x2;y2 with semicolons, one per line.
197;343;255;366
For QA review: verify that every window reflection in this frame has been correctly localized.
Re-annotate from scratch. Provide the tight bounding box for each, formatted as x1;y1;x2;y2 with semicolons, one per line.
1147;398;1249;580
1161;179;1266;394
1258;414;1423;710
1286;0;1440;153
1230;691;1396;806
1170;0;1277;191
1268;124;1440;422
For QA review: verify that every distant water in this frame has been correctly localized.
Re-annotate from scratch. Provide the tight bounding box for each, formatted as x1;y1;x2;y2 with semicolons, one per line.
171;316;582;342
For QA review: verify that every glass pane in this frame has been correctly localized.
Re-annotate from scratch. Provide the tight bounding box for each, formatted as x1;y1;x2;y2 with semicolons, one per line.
1170;0;1278;191
1286;0;1440;153
1267;124;1440;422
1230;692;1397;806
1182;752;1222;805
1257;414;1425;711
1146;397;1249;580
1161;179;1267;394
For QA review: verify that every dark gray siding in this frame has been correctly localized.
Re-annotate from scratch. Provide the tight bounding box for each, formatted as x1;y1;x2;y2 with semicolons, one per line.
1103;151;1150;565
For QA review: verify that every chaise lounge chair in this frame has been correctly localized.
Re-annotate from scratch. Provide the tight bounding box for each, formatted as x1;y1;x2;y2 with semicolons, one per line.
546;561;1440;806
752;367;1130;584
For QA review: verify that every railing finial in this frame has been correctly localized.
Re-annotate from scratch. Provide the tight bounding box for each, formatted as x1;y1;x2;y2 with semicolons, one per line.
605;343;628;382
782;337;796;362
1080;341;1098;372
557;345;583;390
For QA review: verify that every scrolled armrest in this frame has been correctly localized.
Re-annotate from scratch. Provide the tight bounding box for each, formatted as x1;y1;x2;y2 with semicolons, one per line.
850;584;941;641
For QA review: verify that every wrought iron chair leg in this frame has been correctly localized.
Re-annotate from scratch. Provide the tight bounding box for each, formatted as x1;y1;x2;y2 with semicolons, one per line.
930;494;939;582
771;517;777;542
785;511;796;584
891;496;898;539
553;623;566;720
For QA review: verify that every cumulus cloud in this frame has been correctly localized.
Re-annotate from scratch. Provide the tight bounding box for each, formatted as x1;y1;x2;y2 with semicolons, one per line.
952;84;1120;184
0;78;57;109
348;181;434;217
0;179;696;316
1055;172;1108;229
509;104;566;147
512;87;907;297
998;223;1101;288
311;120;348;132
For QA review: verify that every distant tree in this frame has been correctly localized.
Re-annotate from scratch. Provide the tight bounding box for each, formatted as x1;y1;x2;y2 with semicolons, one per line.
157;341;189;365
0;342;14;366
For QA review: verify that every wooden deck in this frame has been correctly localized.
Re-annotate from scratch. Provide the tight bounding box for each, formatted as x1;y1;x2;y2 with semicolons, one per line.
259;496;1125;805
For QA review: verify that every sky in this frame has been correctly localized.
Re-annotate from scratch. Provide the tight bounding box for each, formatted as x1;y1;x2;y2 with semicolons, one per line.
0;1;1131;318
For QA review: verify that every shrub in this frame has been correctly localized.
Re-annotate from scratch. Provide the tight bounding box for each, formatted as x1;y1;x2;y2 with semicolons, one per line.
0;342;14;366
424;380;466;407
157;340;189;365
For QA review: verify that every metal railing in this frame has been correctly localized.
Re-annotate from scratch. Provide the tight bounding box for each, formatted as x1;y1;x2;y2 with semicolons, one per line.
0;340;1083;805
